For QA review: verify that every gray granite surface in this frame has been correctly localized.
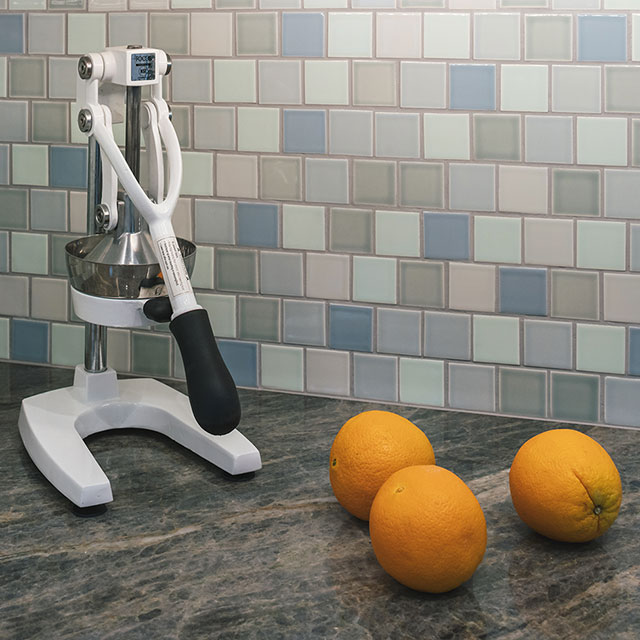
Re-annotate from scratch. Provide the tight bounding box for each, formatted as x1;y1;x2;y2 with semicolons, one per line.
1;362;639;640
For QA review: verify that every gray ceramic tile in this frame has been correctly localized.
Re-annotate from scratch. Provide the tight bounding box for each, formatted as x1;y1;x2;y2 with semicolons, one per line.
552;65;601;113
30;189;67;231
605;66;640;113
150;13;189;54
449;263;496;312
260;251;303;296
500;368;547;417
604;377;640;427
399;260;444;308
109;12;147;47
0;189;28;229
194;106;234;150
0;232;7;272
214;248;258;293
329;110;373;156
353;61;397;106
32;102;68;143
400;62;446;108
524;218;573;267
51;234;76;276
0;101;27;142
377;308;421;356
305;158;348;204
132;332;171;377
0;146;8;185
425;311;470;360
259;60;301;105
172;59;211;103
353;160;396;206
375;113;420;159
474;114;521;162
329;207;373;253
169;106;190;149
28;13;65;54
604;273;640;323
260;156;302;201
106;328;130;373
49;58;78;99
0;274;29;316
552;169;600;216
449;363;496;412
525;116;573;164
551;270;599;320
551;372;599;423
306;348;350;396
237;12;278;55
399;162;444;209
449;164;495;212
194;200;234;245
31;277;68;321
474;12;520;60
238;296;280;341
633;121;640;167
604;169;640;219
524;319;572;369
525;14;572;61
283;299;325;346
353;353;398;402
306;253;350;300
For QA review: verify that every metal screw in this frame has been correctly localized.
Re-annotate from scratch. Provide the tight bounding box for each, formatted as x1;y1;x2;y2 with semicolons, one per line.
78;109;93;133
78;56;93;80
95;204;110;229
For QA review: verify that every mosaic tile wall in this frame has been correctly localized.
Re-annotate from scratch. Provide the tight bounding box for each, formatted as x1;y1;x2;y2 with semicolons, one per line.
3;1;640;430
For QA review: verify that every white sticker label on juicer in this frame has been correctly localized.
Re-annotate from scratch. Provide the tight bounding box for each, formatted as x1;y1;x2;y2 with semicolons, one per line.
157;237;191;298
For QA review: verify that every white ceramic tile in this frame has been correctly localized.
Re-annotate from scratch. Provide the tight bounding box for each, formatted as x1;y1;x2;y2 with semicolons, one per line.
501;65;549;112
377;13;421;59
474;13;520;60
328;12;372;57
577;117;627;166
423;13;470;59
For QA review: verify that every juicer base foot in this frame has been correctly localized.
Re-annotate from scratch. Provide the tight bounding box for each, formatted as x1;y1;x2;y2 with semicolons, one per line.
18;365;262;508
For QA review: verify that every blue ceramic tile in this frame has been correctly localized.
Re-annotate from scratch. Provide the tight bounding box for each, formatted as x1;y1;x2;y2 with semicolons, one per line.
237;202;279;248
0;146;9;184
425;312;470;361
218;339;258;388
283;300;325;346
524;319;572;370
282;13;324;57
283;110;326;154
449;363;495;412
423;212;469;260
629;327;640;376
0;231;8;272
11;318;49;363
500;267;547;316
353;354;398;402
329;304;373;352
450;65;496;111
49;147;87;189
578;15;626;62
0;15;24;54
604;377;640;427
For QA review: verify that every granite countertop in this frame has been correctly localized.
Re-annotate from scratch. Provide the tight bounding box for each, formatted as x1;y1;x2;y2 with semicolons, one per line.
1;362;639;640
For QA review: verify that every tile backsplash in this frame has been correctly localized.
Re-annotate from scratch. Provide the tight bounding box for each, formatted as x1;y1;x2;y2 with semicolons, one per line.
3;2;640;430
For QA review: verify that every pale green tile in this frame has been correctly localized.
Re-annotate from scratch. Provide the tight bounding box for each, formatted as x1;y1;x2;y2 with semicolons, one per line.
215;247;258;293
576;324;625;374
191;245;214;289
12;145;48;186
473;315;520;365
399;357;444;407
353;160;396;206
237;107;279;152
305;60;349;105
51;323;84;366
577;117;627;166
11;232;48;274
577;221;626;270
261;344;304;391
474;216;521;264
8;58;45;98
132;332;172;377
239;296;279;341
424;113;470;160
197;292;236;338
214;60;256;103
328;12;372;58
282;204;325;250
0;317;9;359
236;12;277;55
501;64;548;112
68;13;106;55
499;368;546;418
0;58;6;97
149;13;188;55
399;162;444;208
375;210;420;257
181;152;213;196
353;256;396;303
172;0;210;6
33;102;68;143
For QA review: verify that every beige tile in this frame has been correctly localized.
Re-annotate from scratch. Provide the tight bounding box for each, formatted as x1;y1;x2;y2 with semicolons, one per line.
260;156;302;201
107;327;131;372
353;61;397;106
524;218;574;267
499;165;548;214
216;154;258;198
306;253;350;300
191;12;232;56
31;277;68;321
449;263;496;312
604;273;640;323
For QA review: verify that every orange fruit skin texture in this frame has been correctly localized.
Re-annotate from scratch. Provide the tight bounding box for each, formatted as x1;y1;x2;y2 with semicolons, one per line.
329;410;435;521
509;429;622;543
370;465;487;593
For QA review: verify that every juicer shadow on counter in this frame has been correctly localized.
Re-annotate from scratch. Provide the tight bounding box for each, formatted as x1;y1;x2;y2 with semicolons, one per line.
18;46;261;514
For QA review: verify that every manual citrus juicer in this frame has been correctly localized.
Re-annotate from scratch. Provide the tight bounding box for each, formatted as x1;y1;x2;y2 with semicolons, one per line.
18;46;261;513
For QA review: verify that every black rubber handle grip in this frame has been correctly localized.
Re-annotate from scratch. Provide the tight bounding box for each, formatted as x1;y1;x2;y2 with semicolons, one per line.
169;308;241;435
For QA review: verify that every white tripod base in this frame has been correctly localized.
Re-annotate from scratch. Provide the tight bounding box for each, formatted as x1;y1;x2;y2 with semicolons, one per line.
18;365;262;508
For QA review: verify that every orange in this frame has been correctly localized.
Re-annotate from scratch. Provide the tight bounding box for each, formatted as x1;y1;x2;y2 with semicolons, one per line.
329;410;435;521
509;429;622;543
369;465;487;593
